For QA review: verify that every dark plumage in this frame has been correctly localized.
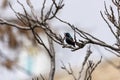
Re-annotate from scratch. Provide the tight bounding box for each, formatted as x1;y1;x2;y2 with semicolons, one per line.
64;33;75;47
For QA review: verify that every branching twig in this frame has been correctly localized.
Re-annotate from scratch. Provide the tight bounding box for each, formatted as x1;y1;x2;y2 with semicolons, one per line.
78;45;92;80
84;56;102;80
61;61;77;80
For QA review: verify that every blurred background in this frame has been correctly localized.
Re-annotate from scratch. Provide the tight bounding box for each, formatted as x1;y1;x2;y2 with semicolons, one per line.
0;0;120;80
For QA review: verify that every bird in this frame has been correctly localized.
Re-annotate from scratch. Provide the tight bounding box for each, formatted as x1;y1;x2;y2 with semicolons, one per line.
64;32;75;47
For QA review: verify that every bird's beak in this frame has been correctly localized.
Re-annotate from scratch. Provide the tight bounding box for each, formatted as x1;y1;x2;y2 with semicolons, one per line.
63;33;66;40
63;36;65;40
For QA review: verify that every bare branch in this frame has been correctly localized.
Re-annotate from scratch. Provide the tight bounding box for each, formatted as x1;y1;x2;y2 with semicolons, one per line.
84;56;102;80
0;18;30;30
32;74;46;80
61;61;77;80
78;45;92;80
48;32;56;80
41;0;46;21
26;0;38;20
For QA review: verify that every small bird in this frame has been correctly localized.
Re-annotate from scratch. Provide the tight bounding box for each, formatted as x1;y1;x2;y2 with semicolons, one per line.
64;33;75;47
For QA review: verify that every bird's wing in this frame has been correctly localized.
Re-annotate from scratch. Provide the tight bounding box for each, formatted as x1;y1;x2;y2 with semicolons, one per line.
68;37;74;42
